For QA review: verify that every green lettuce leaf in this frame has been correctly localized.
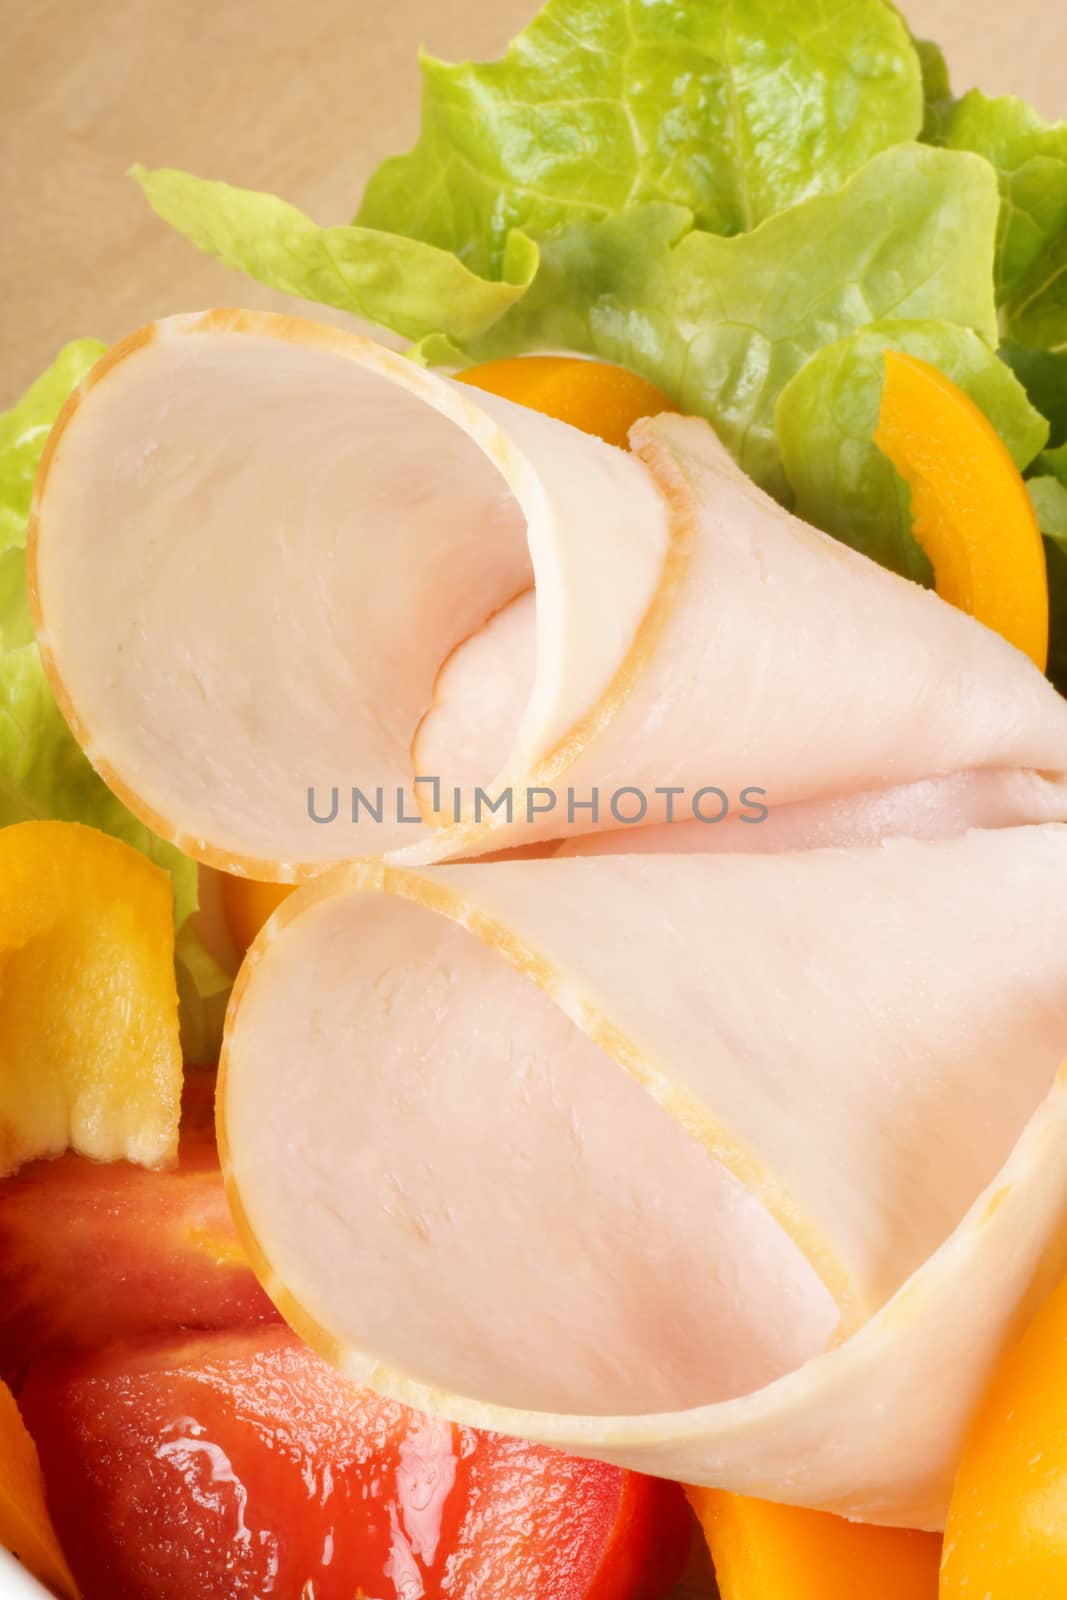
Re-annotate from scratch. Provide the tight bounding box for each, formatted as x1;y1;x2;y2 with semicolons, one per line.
0;548;33;651
776;319;1048;581
0;642;197;926
1000;341;1067;448
453;145;1000;498
1004;228;1067;354
132;165;538;344
0;339;104;555
175;925;234;1062
1028;474;1067;692
915;37;954;143
1044;440;1067;481
0;342;198;929
1030;475;1067;532
357;0;922;272
937;91;1067;307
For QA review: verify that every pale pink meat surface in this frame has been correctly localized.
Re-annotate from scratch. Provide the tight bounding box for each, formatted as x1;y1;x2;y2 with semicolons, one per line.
224;827;1067;1524
31;317;1067;873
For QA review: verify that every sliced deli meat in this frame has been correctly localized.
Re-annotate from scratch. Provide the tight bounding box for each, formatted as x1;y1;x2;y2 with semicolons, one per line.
29;312;667;874
221;829;1067;1529
29;312;1067;876
554;769;1067;858
30;310;1067;1530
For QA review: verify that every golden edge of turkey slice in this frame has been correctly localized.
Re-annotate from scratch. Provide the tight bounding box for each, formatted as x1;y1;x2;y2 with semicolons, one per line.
217;860;1067;1529
217;860;866;1396
390;416;696;864
28;309;689;881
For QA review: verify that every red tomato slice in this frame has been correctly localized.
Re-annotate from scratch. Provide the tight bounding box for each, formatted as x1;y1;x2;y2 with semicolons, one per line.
20;1327;691;1600
0;1075;278;1390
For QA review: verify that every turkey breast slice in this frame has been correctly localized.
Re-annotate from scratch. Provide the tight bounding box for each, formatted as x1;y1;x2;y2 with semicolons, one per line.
29;312;1067;875
220;828;1067;1527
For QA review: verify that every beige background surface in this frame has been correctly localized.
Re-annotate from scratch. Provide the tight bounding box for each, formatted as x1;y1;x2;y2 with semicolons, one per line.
4;0;1064;400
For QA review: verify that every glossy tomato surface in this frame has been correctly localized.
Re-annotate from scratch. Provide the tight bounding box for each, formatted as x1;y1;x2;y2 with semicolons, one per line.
21;1327;690;1600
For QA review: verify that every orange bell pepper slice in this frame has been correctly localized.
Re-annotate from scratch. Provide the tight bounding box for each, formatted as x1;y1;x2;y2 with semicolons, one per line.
219;874;295;958
874;350;1049;670
0;821;182;1177
0;1377;78;1597
941;1272;1067;1596
458;355;673;447
687;1488;940;1599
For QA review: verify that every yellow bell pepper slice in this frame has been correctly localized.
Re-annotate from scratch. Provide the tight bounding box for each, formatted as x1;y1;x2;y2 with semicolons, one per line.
0;1377;77;1597
0;821;182;1176
941;1272;1067;1596
458;355;673;447
687;1488;941;1599
874;350;1049;670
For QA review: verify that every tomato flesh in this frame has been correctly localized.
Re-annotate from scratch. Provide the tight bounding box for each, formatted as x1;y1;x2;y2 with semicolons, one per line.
0;1076;278;1390
20;1328;690;1600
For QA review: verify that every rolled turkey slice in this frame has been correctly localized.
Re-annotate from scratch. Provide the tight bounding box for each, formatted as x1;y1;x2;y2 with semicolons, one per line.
555;769;1067;856
29;310;668;875
221;828;1067;1527
30;311;1067;877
